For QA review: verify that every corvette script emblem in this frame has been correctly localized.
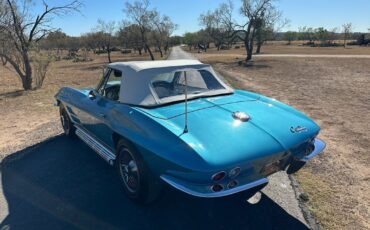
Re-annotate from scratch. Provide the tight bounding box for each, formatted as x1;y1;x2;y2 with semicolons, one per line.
290;126;308;133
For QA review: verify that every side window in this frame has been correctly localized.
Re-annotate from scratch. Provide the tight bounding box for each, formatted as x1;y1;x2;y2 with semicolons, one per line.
98;68;122;101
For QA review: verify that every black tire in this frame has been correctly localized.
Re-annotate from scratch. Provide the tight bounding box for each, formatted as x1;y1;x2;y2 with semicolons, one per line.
116;139;161;204
59;105;76;137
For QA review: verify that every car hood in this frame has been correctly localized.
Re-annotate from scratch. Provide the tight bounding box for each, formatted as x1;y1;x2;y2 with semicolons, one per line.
137;90;320;166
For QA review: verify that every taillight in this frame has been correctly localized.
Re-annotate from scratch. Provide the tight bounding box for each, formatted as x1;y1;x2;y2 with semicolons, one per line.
211;184;224;192
229;167;241;178
211;171;226;181
227;180;238;189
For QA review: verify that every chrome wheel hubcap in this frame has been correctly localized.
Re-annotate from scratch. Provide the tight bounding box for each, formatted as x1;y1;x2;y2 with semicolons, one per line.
119;150;140;193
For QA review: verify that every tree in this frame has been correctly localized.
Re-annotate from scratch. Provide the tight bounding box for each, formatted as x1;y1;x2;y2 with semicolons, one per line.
169;36;182;47
255;25;274;53
328;27;338;44
81;32;99;52
298;26;315;44
199;1;234;50
342;23;353;48
196;29;211;51
118;23;144;54
256;11;288;53
183;32;197;50
151;11;177;57
284;31;296;45
0;0;82;90
94;19;116;63
315;27;329;45
231;0;282;62
40;30;68;58
123;0;155;60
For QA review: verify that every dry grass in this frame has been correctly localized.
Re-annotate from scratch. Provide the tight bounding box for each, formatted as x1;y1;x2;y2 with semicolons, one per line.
0;51;164;154
194;52;370;229
188;42;370;55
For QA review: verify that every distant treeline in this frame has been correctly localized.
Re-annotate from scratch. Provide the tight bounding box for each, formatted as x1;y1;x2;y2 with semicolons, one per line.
180;27;370;50
39;30;182;54
275;27;370;46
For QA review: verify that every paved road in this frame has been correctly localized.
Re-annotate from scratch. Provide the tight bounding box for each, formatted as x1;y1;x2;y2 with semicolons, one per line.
168;46;195;60
0;47;311;230
0;136;309;230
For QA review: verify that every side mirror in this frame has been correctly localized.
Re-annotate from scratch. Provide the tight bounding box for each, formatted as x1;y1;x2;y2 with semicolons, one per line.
88;90;96;100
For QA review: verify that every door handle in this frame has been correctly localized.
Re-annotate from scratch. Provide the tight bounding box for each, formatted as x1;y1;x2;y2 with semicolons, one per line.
99;113;106;118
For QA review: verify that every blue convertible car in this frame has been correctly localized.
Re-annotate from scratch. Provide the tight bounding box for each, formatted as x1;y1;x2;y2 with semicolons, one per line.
55;59;325;203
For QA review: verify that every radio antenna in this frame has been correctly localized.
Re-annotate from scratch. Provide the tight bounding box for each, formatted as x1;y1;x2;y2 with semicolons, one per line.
183;71;189;134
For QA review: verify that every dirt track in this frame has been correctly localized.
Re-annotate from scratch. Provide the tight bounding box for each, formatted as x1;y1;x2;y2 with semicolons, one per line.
195;52;370;59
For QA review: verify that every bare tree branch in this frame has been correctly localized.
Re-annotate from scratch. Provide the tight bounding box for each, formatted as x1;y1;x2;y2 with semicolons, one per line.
0;0;83;90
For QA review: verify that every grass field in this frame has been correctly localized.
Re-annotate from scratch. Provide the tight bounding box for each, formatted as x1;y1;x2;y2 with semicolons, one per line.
1;44;369;229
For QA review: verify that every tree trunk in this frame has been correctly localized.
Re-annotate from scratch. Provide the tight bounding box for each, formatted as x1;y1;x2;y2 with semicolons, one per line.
244;22;254;62
145;44;155;60
245;36;254;61
256;41;262;54
0;53;31;90
164;41;169;54
1;56;7;66
138;48;142;55
245;40;253;61
22;52;33;90
158;46;163;58
107;45;112;63
107;50;112;63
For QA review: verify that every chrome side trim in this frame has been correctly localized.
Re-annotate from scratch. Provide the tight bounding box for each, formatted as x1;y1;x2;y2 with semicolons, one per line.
301;138;326;162
160;175;268;198
76;128;116;165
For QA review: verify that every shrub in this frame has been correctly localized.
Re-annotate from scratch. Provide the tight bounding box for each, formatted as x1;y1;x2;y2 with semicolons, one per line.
32;52;52;89
121;49;132;54
109;47;121;52
95;50;108;54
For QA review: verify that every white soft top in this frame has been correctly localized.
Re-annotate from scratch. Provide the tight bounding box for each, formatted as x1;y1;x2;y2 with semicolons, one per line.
107;60;233;107
108;59;205;72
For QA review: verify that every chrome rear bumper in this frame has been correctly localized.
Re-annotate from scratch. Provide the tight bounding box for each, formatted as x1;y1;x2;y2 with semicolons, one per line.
161;138;325;198
300;138;326;162
161;175;268;198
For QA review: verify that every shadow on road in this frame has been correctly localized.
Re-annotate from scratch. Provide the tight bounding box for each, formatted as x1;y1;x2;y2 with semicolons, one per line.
0;135;309;230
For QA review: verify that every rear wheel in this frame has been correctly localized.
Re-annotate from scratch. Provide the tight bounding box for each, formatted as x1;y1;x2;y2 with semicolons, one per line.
116;139;161;204
59;105;76;137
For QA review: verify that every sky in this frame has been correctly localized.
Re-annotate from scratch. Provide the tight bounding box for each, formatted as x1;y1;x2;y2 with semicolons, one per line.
38;0;370;36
